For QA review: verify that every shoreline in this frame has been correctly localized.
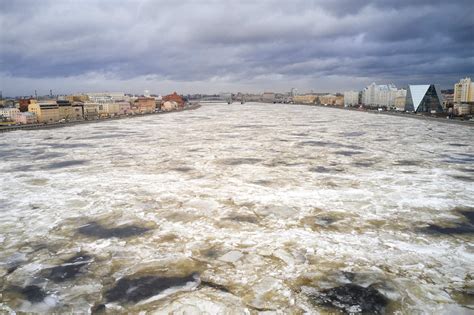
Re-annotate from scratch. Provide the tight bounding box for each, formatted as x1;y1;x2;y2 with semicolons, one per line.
0;103;201;133
250;102;474;127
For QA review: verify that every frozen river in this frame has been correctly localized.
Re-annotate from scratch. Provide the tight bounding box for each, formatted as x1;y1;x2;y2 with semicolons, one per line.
0;103;473;314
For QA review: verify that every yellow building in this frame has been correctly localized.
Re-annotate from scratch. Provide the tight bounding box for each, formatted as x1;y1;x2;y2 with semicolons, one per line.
394;96;406;111
66;95;90;102
293;94;318;104
28;100;60;123
57;100;76;121
98;103;120;117
319;94;344;106
454;77;474;103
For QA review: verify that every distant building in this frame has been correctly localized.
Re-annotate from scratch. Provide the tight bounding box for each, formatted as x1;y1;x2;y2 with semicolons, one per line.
83;102;100;120
405;85;444;113
362;83;406;108
454;103;473;116
98;103;120;117
293;94;318;104
57;100;76;121
319;94;344;106
72;102;85;120
18;98;34;112
28;100;60;123
67;95;90;103
343;91;359;107
454;77;474;103
161;101;179;111
135;97;156;113
14;112;37;124
117;102;132;115
394;96;406;111
86;92;126;103
162;92;185;108
261;92;276;103
0;107;20;120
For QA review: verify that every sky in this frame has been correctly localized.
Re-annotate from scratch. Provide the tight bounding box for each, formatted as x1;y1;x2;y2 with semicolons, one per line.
1;0;473;96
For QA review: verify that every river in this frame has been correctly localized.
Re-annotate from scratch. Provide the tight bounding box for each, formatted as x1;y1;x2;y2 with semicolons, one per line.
0;103;473;313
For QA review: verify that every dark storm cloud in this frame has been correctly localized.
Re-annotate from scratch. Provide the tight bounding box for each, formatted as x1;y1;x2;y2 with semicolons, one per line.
0;0;473;93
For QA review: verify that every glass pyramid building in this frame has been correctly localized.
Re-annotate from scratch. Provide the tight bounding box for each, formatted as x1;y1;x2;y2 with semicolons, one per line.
405;85;444;113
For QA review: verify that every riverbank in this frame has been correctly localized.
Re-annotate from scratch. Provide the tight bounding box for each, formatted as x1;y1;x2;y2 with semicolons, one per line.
288;103;474;127
0;103;201;133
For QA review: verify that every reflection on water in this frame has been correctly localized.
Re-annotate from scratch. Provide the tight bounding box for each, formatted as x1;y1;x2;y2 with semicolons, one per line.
0;103;473;313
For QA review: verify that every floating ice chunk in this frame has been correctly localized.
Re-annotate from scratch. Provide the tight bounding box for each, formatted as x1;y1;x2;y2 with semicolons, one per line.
272;249;295;266
184;199;219;211
219;250;244;263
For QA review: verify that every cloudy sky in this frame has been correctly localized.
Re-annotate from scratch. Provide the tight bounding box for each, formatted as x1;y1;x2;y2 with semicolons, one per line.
1;0;473;96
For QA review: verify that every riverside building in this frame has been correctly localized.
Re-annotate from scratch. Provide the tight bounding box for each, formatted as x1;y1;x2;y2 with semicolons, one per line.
405;85;444;113
362;83;406;108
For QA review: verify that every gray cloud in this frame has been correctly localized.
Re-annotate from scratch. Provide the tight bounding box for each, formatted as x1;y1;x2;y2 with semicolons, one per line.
0;0;473;95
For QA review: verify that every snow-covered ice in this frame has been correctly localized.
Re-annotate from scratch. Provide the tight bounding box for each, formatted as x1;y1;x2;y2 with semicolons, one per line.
0;103;473;313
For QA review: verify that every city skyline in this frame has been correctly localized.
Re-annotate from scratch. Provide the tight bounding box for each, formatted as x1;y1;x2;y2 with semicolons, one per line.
1;0;473;95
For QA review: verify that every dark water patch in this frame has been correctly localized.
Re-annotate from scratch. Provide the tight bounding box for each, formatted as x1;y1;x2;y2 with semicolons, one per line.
422;209;474;235
309;284;388;314
449;143;469;147
44;253;92;282
265;160;302;167
300;140;335;147
451;175;474;182
309;166;344;173
171;167;194;173
344;144;364;150
424;224;474;235
233;124;274;129
458;168;474;173
292;133;309;137
224;214;259;224
253;180;273;186
46;143;93;149
310;120;333;124
218;158;263;165
443;154;474;165
33;152;67;161
394;160;422;166
200;281;231;293
353;161;375;168
21;285;47;303
10;285;47;303
12;164;35;172
342;131;366;137
105;273;199;303
78;221;151;239
374;138;389;142
45;159;89;169
7;264;21;274
91;303;106;314
201;248;221;259
83;134;124;140
301;215;341;230
334;150;363;156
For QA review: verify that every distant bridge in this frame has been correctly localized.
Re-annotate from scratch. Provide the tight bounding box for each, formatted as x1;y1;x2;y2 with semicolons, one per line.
194;95;233;104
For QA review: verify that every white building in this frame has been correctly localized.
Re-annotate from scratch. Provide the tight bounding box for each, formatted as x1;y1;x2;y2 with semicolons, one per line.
86;92;126;103
343;91;359;107
362;83;406;108
0;107;20;120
